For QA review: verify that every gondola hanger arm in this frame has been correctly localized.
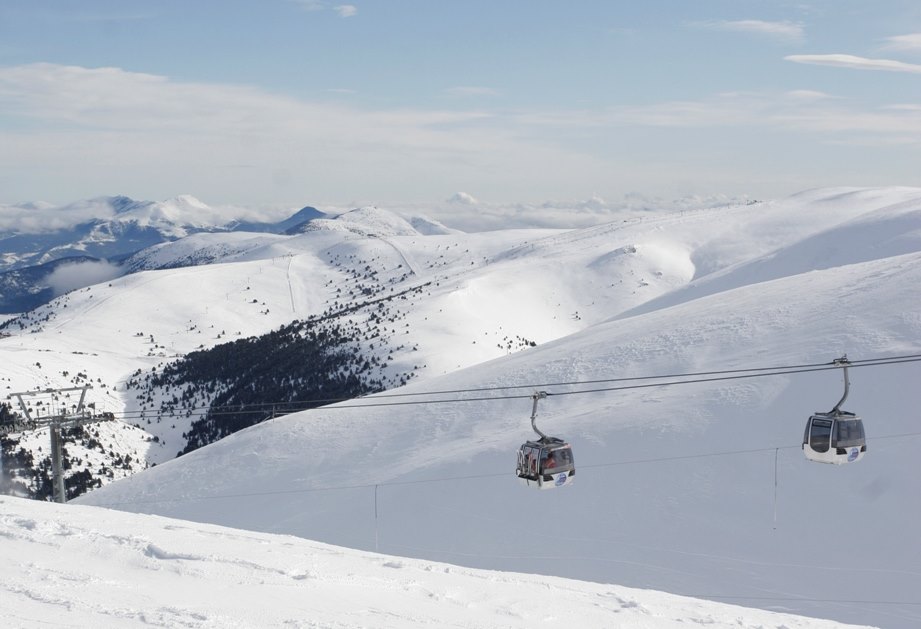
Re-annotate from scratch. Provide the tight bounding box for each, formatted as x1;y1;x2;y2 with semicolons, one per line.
530;391;550;440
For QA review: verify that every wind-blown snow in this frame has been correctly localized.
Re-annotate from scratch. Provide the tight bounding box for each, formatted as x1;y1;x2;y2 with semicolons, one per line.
3;187;921;628
0;496;869;628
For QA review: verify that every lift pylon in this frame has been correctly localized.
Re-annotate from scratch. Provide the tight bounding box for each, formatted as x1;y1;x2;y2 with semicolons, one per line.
3;386;111;503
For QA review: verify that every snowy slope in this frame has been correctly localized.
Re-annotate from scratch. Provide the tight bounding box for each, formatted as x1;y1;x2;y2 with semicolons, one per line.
617;186;921;319
0;496;868;629
3;187;921;628
74;249;921;628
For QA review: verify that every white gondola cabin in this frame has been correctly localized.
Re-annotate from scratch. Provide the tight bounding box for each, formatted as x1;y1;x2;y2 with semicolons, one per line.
803;412;866;464
802;356;867;465
516;392;575;489
516;438;575;489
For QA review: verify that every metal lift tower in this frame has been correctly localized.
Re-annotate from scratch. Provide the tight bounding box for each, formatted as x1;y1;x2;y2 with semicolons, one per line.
2;386;111;503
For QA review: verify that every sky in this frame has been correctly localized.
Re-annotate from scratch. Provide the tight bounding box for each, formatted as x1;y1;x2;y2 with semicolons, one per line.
0;0;920;209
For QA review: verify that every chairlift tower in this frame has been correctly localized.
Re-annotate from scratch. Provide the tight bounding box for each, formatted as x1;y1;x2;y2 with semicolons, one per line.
2;386;111;503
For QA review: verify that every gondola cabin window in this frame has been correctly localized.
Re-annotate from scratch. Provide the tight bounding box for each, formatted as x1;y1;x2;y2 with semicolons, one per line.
809;418;833;453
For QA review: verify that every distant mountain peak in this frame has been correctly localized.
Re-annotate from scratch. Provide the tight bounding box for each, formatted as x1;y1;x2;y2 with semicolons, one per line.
334;206;420;236
165;194;210;210
108;195;142;213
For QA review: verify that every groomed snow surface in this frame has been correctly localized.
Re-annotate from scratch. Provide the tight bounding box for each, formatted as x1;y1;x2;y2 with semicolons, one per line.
0;496;870;628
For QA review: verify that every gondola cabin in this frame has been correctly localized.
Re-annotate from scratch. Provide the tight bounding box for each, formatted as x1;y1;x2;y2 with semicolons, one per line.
803;411;866;465
516;438;575;489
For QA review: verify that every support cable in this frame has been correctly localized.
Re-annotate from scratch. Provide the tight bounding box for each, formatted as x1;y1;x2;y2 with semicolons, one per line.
101;353;921;421
87;430;921;508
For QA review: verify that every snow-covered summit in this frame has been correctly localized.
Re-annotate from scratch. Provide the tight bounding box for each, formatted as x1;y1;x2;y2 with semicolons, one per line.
307;205;427;238
0;194;311;270
300;205;461;238
94;194;243;235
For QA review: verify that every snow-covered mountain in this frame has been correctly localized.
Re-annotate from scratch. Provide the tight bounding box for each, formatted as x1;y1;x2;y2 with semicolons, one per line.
0;197;462;313
0;195;328;312
1;496;867;628
2;186;921;627
2;195;232;269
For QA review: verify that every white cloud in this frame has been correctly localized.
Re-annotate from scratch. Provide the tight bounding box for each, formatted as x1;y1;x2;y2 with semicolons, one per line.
772;107;921;136
0;63;617;205
883;104;921;111
46;260;124;296
697;19;804;43
610;96;763;128
444;86;499;97
882;33;921;53
447;192;479;206
291;0;324;11
609;91;921;141
785;89;834;101
0;198;116;233
401;193;748;232
290;1;354;16
0;63;484;142
1;63;918;209
785;53;921;74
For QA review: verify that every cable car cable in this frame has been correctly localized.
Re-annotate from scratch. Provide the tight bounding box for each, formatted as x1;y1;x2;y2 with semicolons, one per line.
87;429;921;508
101;352;921;420
349;351;921;400
546;357;921;400
98;353;921;421
680;595;921;606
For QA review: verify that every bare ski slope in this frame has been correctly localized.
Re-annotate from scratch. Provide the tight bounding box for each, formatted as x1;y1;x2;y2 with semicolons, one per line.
3;187;921;627
0;496;869;628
